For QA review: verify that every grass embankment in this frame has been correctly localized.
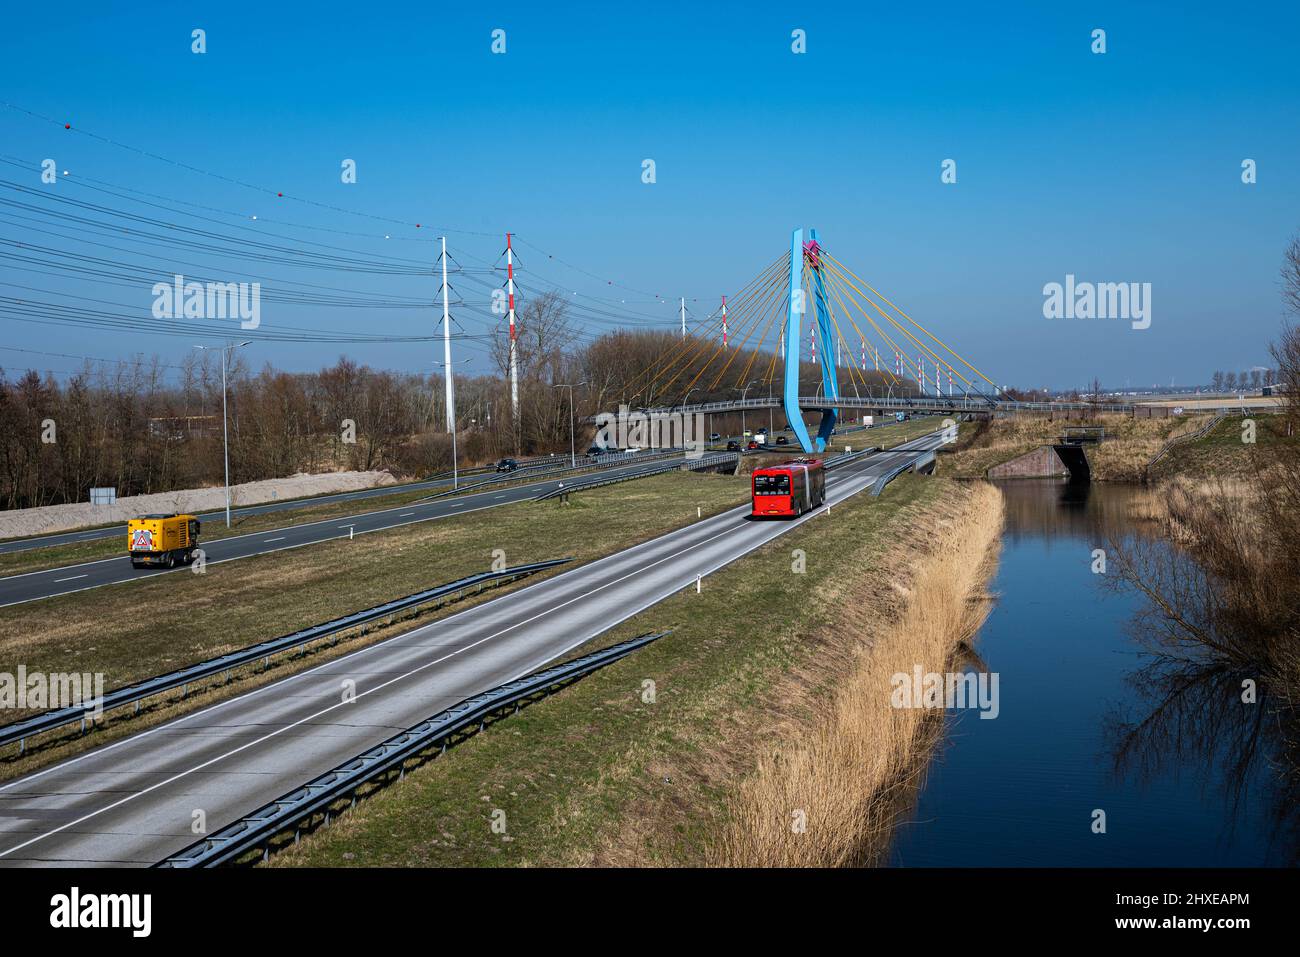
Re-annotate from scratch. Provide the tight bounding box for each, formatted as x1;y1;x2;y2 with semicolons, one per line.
1148;414;1295;481
712;482;1002;866
0;483;454;578
945;413;1209;480
0;419;947;579
0;471;749;780
269;474;1003;868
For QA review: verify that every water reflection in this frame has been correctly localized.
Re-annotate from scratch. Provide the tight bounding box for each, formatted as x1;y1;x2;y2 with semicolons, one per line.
890;479;1289;866
1104;509;1300;866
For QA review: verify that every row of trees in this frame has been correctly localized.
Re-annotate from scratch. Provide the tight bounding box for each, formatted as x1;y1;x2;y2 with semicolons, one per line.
0;292;919;510
1210;368;1280;393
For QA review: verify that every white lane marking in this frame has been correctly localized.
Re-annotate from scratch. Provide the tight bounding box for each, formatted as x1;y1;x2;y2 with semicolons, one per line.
53;574;88;583
263;537;285;543
0;526;722;859
0;447;906;848
0;438;940;613
399;512;415;517
494;495;505;499
451;503;465;508
0;457;686;578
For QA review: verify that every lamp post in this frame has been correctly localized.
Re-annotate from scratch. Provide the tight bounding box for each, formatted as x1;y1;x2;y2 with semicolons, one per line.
739;380;759;439
434;358;471;489
680;388;700;451
194;340;251;528
553;382;587;468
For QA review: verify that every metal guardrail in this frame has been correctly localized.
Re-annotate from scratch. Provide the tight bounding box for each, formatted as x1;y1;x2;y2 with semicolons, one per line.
0;559;572;754
584;395;1135;423
156;630;670;868
423;452;571;483
534;451;739;501
823;446;879;470
418;449;683;502
535;441;890;504
1144;413;1228;477
869;445;939;496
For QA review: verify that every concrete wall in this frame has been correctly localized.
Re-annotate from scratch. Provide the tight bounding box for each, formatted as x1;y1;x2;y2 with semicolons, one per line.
987;445;1071;479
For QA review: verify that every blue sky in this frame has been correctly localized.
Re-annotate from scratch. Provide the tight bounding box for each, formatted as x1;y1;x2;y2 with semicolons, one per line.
1;0;1297;390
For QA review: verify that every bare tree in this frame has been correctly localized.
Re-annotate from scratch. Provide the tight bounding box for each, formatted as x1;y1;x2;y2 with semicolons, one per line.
1283;234;1300;318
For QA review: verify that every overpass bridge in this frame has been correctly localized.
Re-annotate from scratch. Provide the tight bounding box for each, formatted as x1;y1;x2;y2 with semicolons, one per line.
607;226;1137;453
591;394;1135;424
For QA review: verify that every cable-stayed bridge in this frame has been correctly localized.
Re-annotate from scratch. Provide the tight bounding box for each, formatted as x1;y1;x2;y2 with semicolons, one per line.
609;227;1121;452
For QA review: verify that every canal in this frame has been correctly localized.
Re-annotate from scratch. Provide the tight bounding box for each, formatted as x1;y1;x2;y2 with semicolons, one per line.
890;479;1293;866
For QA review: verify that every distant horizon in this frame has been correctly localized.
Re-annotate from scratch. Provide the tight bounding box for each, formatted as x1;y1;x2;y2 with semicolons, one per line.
2;1;1298;390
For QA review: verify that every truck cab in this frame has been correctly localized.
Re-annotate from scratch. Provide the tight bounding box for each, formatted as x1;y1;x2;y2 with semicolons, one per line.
128;513;200;569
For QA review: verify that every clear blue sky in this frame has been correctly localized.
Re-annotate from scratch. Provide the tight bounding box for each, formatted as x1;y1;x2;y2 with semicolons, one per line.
2;0;1297;391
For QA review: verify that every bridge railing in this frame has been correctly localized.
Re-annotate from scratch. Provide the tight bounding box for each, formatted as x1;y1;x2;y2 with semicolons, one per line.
587;396;1134;423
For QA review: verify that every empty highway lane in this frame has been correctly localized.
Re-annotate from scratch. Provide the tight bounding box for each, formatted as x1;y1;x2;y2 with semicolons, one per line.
0;435;943;866
0;453;700;608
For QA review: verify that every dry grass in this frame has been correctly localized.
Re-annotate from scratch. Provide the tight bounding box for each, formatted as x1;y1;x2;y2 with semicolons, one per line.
267;474;986;867
944;414;1207;481
708;482;1003;867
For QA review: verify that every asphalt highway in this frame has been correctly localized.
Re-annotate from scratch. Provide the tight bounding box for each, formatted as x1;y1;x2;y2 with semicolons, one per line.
0;452;694;608
0;432;944;866
0;452;645;557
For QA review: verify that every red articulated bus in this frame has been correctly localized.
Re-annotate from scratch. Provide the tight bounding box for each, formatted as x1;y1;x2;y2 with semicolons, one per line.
751;458;826;518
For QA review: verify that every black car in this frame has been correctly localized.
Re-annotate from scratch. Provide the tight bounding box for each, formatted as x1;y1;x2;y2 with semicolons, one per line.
726;440;741;451
495;458;518;473
775;435;789;445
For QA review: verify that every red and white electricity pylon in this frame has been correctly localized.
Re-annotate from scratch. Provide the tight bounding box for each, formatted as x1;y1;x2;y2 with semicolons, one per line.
505;233;519;434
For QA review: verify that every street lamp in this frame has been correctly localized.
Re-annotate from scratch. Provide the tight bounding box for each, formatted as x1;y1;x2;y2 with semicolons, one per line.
739;380;759;440
679;388;701;450
553;381;588;468
434;358;471;490
194;340;251;528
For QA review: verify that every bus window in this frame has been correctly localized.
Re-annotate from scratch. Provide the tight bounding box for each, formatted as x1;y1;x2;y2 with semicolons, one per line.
754;473;790;495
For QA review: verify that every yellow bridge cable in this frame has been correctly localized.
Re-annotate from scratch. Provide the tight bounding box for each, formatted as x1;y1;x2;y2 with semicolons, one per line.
821;267;913;388
660;266;785;397
634;255;787;400
821;261;970;391
822;251;999;391
676;264;787;397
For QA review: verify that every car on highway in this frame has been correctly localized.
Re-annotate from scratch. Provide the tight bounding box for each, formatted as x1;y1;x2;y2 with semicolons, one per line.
726;440;741;450
775;435;789;445
710;432;721;441
747;440;759;449
495;458;519;473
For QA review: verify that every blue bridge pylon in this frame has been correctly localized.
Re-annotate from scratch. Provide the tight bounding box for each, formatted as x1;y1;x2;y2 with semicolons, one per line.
783;227;841;455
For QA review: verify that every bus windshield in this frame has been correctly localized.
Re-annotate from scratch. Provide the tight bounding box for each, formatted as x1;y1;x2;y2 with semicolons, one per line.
754;473;790;495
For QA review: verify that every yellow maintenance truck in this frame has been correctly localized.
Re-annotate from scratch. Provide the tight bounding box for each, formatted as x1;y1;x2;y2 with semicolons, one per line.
127;513;201;569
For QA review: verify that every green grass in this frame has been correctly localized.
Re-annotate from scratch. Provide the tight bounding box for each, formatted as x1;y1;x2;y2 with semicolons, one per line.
269;472;952;868
0;484;461;578
0;470;751;778
1149;413;1296;481
0;422;942;577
